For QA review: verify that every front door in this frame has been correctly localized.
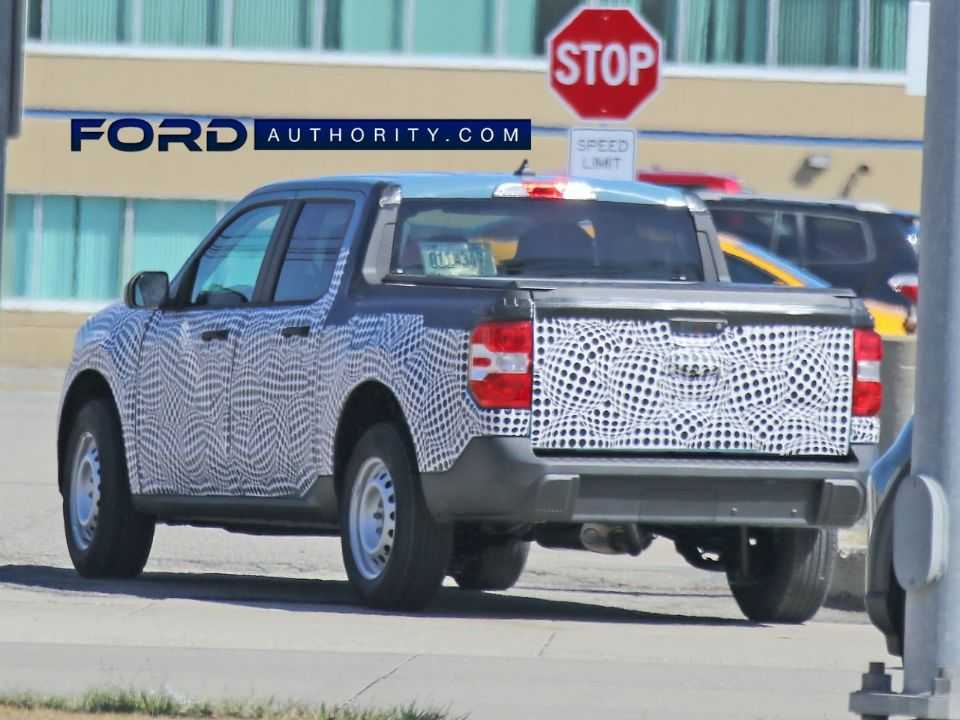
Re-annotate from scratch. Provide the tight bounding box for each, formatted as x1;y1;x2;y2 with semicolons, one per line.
229;196;359;497
136;203;285;496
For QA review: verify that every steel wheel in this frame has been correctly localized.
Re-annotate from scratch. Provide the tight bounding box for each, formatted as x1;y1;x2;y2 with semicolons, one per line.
69;432;101;552
348;457;397;580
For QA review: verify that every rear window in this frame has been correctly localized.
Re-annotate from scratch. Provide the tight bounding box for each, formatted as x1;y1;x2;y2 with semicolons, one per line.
392;199;703;282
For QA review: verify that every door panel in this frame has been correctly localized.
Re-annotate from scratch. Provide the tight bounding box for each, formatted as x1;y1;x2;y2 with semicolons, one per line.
135;203;284;495
230;198;358;497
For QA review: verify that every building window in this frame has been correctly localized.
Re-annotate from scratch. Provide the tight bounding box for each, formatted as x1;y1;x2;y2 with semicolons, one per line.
1;195;222;303
132;199;218;280
777;0;859;68
870;0;909;70
26;0;909;74
682;0;767;65
142;0;220;47
412;0;494;55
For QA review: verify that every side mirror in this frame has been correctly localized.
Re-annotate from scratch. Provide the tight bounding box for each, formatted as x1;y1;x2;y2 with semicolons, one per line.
124;271;170;309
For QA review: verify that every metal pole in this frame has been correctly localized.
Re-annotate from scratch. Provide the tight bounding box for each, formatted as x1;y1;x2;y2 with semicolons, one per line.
903;0;960;699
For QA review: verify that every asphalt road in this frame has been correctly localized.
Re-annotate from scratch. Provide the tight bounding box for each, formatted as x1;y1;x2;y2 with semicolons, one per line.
0;367;897;719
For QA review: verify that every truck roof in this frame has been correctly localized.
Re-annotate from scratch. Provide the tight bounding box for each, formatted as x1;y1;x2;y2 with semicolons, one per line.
250;172;688;206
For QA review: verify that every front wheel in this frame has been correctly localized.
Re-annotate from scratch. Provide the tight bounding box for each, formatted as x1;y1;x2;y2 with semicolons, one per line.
339;423;453;611
727;527;836;623
62;398;155;578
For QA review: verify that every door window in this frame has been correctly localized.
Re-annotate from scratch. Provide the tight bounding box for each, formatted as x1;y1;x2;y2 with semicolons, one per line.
725;254;777;285
805;215;871;265
709;208;776;248
772;213;802;261
190;204;282;306
273;201;354;303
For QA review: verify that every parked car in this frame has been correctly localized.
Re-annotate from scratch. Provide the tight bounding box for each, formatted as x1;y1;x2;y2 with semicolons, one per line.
719;233;910;336
58;173;879;623
637;170;744;194
705;195;919;315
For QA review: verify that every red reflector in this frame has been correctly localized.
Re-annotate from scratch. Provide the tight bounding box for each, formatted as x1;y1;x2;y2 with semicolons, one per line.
469;320;532;409
852;328;883;417
523;181;565;199
888;273;919;305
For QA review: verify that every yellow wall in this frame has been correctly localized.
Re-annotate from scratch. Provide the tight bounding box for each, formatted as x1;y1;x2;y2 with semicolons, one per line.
7;50;926;209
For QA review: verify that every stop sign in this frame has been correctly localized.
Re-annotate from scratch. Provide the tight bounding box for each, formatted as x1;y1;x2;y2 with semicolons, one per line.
547;7;662;121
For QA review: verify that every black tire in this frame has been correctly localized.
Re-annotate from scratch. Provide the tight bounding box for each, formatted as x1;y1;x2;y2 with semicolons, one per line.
727;527;836;623
453;539;530;591
339;422;453;611
62;397;155;578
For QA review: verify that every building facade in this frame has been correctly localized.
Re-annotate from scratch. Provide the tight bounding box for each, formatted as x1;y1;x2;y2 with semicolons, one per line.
1;0;924;363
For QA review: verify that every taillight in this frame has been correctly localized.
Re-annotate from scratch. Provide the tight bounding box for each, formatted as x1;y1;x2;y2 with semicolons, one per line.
888;273;919;304
468;320;533;409
852;328;883;416
492;179;596;200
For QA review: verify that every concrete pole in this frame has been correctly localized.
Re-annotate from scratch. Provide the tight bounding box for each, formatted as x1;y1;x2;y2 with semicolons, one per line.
903;0;960;699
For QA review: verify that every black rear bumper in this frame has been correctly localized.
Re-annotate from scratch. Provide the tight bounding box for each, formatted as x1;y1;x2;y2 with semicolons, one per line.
421;438;874;528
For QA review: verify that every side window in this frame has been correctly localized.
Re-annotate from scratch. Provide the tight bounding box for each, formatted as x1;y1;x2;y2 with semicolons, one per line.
710;208;776;248
273;201;354;303
805;215;870;265
190;204;282;306
725;254;777;285
773;213;802;261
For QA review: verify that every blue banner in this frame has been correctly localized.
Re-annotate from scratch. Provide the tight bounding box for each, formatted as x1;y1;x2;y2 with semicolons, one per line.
253;119;531;150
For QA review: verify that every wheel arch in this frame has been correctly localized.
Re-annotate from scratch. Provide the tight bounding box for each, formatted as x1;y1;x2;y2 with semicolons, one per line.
333;380;415;500
58;369;120;493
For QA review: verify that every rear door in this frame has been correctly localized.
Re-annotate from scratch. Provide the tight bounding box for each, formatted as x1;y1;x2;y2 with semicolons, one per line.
229;192;361;497
136;202;286;495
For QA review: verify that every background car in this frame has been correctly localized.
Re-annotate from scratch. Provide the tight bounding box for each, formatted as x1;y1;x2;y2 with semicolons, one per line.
719;233;910;336
705;195;919;313
636;170;744;194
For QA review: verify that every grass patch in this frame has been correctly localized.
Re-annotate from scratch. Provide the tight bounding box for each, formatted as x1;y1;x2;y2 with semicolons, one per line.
0;688;453;720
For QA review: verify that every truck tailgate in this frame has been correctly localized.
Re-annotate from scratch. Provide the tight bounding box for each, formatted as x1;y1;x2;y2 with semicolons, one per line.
528;284;864;457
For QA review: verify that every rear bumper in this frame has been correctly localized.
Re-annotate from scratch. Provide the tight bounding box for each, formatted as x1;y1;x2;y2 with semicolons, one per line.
421;437;874;529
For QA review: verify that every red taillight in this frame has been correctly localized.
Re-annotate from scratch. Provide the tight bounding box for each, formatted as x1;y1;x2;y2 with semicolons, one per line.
492;179;596;200
852;328;883;416
469;320;532;409
888;273;919;304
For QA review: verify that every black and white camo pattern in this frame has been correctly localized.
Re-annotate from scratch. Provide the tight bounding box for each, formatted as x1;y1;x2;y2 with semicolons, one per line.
531;317;855;456
851;416;880;444
61;303;152;488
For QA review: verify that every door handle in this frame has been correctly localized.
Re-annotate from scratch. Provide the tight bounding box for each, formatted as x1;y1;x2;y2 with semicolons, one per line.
200;328;230;342
280;325;310;338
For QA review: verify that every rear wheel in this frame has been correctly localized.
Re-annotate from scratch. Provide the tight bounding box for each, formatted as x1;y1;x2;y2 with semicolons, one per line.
340;423;453;611
727;527;836;623
62;398;155;578
453;538;530;591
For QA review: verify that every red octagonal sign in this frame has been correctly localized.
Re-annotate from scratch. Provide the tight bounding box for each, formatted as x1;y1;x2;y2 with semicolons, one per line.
548;7;662;121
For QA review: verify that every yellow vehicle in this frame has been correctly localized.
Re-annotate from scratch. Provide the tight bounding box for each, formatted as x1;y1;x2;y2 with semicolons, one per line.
720;234;909;336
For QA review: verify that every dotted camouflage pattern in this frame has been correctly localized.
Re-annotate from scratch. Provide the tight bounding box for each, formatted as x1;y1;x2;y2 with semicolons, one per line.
851;416;881;445
531;317;856;456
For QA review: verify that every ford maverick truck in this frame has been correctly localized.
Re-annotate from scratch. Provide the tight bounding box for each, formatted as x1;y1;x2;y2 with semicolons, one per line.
58;173;880;622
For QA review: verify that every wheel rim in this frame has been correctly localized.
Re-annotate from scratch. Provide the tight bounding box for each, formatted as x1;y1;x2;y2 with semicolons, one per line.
69;432;101;551
348;457;397;581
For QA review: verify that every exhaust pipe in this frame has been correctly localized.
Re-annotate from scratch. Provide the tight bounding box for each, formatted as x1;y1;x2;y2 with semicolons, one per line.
534;523;652;556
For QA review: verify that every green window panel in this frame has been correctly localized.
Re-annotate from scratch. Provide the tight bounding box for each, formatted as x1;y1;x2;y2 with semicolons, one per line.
412;0;493;55
36;196;78;299
233;0;312;49
683;0;766;65
133;199;218;280
502;0;537;57
778;0;859;67
143;0;220;46
870;0;908;70
74;198;124;300
1;195;35;299
47;0;129;43
326;0;403;51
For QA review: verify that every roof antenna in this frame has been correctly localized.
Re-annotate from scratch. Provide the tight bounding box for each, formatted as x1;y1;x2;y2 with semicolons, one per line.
513;158;533;176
